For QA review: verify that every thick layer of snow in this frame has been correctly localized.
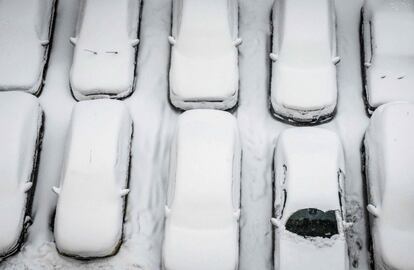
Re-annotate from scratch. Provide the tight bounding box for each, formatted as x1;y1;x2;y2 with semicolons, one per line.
163;110;241;270
0;92;42;258
53;100;132;258
69;0;140;100
364;102;414;270
169;0;239;110
273;127;348;270
270;0;339;123
0;0;55;94
362;0;414;111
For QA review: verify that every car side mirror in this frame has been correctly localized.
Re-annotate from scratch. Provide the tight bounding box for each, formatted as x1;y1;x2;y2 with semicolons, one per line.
120;189;130;197
367;204;380;218
332;56;341;65
22;182;33;193
168;36;176;46
269;53;279;62
130;39;140;47
233;209;241;220
233;38;243;47
69;37;77;46
52;186;61;195
271;217;281;228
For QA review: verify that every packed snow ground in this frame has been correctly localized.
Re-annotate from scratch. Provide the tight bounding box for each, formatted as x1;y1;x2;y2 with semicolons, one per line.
0;0;370;269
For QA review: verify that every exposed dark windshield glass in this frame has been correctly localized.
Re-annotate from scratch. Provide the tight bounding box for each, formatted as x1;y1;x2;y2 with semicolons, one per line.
285;208;338;238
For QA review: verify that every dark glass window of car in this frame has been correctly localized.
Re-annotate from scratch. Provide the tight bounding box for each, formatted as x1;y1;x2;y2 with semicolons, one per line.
285;208;339;238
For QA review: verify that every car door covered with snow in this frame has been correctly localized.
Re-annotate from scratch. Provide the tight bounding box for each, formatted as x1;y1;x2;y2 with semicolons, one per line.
0;0;56;94
270;0;339;124
361;0;414;113
163;110;241;270
272;128;349;270
168;0;240;110
0;92;43;258
53;100;132;258
364;102;414;270
69;0;141;101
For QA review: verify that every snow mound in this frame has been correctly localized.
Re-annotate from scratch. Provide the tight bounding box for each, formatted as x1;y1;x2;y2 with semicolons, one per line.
169;0;239;110
0;0;55;94
270;0;338;124
53;100;132;258
364;102;414;270
0;92;43;258
69;0;141;101
362;0;414;111
163;109;241;270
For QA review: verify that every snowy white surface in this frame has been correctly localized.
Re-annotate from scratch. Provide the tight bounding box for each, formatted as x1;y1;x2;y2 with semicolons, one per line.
0;92;42;258
0;0;55;94
169;0;239;110
0;0;372;269
362;0;414;111
53;100;132;258
69;0;140;100
163;110;241;270
270;0;339;123
273;127;348;270
364;102;414;270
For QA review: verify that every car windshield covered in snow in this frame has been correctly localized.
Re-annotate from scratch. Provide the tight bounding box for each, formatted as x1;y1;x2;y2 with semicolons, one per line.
285;208;339;238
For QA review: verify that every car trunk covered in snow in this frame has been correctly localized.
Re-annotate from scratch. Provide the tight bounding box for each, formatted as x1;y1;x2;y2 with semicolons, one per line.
0;92;43;259
53;100;132;258
169;0;239;110
163;110;241;270
69;0;141;100
0;0;55;94
364;102;414;270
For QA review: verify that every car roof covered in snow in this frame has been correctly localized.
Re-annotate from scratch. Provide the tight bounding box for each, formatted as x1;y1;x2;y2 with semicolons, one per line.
54;100;132;258
0;0;54;93
275;127;344;219
365;103;414;270
0;92;42;257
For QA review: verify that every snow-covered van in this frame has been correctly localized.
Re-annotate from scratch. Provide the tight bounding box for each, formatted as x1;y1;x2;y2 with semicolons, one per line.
168;0;240;110
272;128;349;270
0;0;56;94
364;102;414;270
53;100;132;258
0;92;43;259
361;0;414;113
270;0;339;124
69;0;141;101
163;110;241;270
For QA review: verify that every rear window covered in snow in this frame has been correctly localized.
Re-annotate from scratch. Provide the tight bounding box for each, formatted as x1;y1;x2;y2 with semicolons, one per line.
285;208;338;238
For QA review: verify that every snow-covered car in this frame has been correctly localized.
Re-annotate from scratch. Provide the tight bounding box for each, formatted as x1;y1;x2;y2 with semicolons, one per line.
361;0;414;113
168;0;240;110
53;100;132;258
272;127;349;270
69;0;141;101
163;110;241;270
0;0;56;94
0;92;43;259
364;102;414;270
270;0;340;124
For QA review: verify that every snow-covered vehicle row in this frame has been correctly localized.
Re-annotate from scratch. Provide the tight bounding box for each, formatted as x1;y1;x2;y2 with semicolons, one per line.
361;0;414;113
272;127;349;270
163;110;241;270
364;103;414;270
0;92;43;259
168;0;240;110
53;100;132;258
270;0;340;125
0;0;56;94
69;0;141;101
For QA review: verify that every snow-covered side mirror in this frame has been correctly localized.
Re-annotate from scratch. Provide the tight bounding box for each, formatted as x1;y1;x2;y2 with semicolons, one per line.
168;36;176;46
120;189;130;197
367;204;380;218
22;182;33;193
364;62;372;68
233;209;241;220
233;38;243;47
52;186;61;195
332;56;341;65
269;53;279;62
69;37;78;46
40;40;50;46
271;217;281;228
130;39;140;47
165;205;171;217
